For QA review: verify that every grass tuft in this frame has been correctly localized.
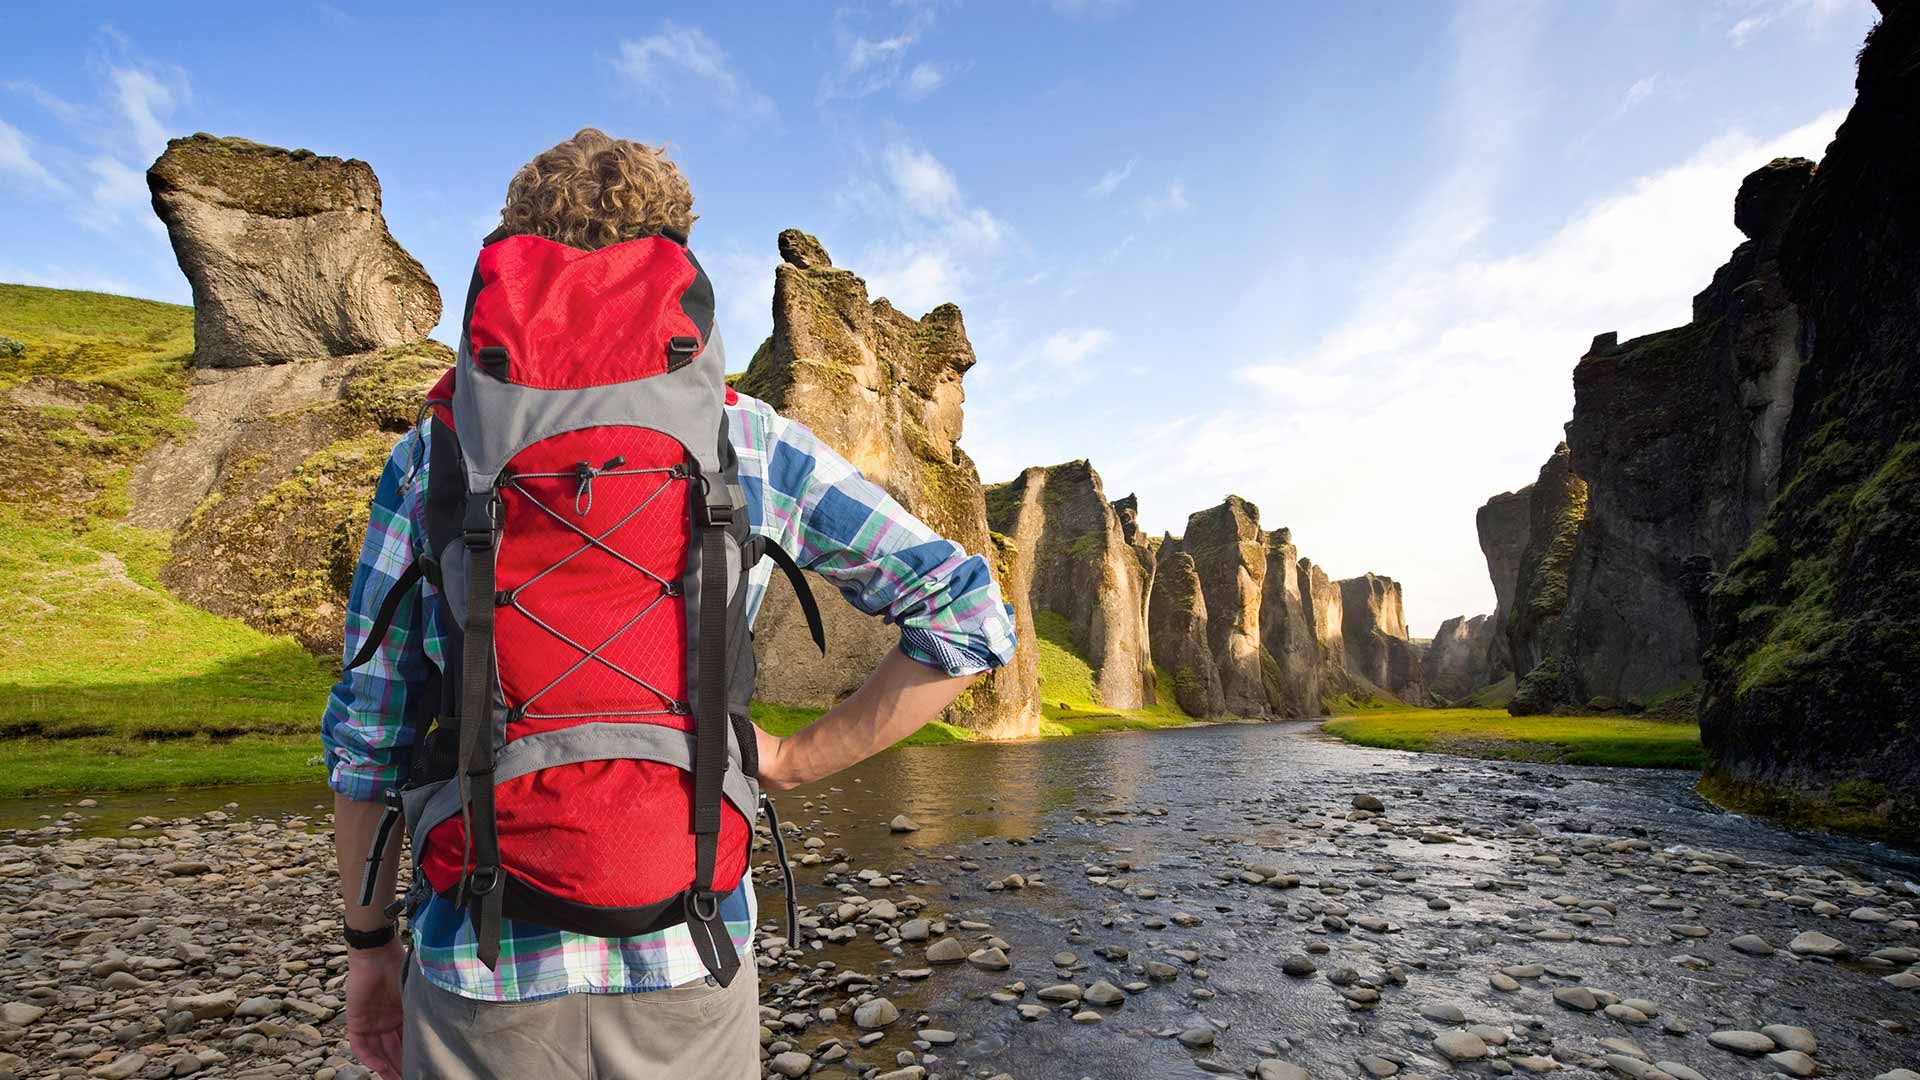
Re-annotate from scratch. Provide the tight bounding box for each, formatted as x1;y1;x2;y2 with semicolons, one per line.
1323;707;1703;769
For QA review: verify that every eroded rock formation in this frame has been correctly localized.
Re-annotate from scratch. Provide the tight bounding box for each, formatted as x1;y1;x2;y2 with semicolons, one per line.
1259;530;1321;717
1142;497;1428;717
1505;444;1589;715
148;134;440;368
1423;614;1492;703
1703;2;1920;838
1556;158;1813;708
736;230;1039;737
1338;574;1427;704
1182;497;1271;716
986;461;1155;709
1147;538;1225;717
1475;487;1533;684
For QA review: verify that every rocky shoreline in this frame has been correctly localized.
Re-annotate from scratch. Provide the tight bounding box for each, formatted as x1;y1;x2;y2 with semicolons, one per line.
3;724;1917;1080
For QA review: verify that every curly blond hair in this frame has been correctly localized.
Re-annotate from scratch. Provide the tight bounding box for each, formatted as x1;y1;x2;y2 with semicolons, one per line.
498;128;696;250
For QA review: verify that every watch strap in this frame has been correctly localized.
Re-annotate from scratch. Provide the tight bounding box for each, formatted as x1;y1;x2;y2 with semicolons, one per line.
343;922;397;950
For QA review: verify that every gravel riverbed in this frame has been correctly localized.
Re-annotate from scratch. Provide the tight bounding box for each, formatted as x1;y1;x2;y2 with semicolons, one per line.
1;722;1916;1080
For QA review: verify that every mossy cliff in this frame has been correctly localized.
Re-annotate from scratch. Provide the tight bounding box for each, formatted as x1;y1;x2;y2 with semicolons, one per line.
1701;2;1920;842
736;230;1041;737
984;460;1154;710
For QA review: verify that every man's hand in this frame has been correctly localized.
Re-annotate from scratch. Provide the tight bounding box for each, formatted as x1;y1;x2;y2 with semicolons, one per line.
346;938;406;1078
754;647;978;791
334;792;407;1076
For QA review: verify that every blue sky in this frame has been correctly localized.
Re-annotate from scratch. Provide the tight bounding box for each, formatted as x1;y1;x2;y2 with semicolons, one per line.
3;0;1880;635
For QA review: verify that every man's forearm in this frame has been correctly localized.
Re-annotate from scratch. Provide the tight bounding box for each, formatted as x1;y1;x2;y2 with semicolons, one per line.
759;647;978;790
334;793;404;930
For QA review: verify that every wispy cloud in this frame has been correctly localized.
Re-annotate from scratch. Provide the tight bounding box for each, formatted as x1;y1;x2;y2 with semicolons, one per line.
9;32;189;233
614;23;775;119
0;117;68;193
1728;0;1867;46
1138;179;1189;217
836;141;1011;315
1219;110;1843;634
1087;158;1136;199
902;61;953;101
819;3;944;104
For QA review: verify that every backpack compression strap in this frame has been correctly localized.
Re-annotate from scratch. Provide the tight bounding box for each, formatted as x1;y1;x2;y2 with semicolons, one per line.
458;491;506;970
343;556;440;672
757;539;826;655
686;475;742;988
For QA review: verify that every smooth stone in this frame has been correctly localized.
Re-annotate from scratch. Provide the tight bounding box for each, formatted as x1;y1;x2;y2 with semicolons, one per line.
854;998;900;1029
1084;980;1125;1006
1258;1063;1310;1080
1728;934;1776;956
1768;1050;1817;1077
925;938;966;964
1553;987;1601;1012
1761;1025;1816;1054
1283;955;1318;978
889;815;920;833
769;1051;812;1078
1788;931;1848;958
1178;1025;1216;1048
1706;1030;1774;1056
1434;1031;1490;1062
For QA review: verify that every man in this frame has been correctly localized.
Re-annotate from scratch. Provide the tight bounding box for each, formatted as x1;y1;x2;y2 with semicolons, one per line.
322;128;1017;1079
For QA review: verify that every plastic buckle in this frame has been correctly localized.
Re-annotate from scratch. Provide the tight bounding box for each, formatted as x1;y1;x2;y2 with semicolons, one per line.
701;502;735;527
687;889;720;923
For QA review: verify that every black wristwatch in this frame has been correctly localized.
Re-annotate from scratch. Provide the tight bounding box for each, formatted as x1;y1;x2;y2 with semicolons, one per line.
343;922;397;950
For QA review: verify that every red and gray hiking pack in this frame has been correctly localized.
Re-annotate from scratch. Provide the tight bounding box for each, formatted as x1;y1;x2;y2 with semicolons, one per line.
350;226;822;983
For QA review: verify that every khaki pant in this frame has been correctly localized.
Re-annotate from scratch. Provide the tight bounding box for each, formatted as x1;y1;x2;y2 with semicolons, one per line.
402;960;760;1079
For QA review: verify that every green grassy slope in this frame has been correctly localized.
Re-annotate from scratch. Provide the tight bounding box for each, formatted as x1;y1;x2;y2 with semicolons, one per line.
1032;608;1198;736
0;285;337;795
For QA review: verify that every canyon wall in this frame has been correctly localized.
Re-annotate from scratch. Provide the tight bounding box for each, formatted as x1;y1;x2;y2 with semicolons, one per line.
1142;496;1429;717
1702;0;1920;837
736;231;1041;737
1490;156;1815;715
985;461;1155;710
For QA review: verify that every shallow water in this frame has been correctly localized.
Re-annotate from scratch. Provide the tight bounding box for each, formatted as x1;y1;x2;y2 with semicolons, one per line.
6;721;1917;1079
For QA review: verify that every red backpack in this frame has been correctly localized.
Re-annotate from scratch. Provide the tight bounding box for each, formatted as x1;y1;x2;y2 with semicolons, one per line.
349;227;822;983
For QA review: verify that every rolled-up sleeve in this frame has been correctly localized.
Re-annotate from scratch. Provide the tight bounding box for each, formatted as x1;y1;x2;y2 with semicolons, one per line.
751;409;1017;676
321;429;429;802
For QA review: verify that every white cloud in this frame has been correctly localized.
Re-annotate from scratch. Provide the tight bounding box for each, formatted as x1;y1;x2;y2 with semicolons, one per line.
1214;110;1843;635
1037;327;1111;371
77;156;153;233
0;117;67;193
1138;179;1189;217
819;3;942;104
851;142;1011;314
1622;74;1658;110
1087;158;1136;199
614;23;775;119
9;39;191;233
1728;0;1867;46
902;62;950;101
110;65;178;160
884;144;960;216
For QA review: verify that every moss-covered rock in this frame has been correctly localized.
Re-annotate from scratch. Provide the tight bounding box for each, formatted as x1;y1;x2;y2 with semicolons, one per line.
736;231;1040;736
147;133;441;368
1700;8;1920;843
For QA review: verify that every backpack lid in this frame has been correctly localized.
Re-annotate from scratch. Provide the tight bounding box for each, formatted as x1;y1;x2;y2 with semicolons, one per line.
463;231;716;391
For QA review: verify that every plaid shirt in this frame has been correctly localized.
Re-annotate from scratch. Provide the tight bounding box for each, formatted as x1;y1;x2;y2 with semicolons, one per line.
322;391;1017;1002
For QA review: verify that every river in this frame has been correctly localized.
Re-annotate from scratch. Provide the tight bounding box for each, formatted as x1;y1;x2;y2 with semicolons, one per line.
3;721;1916;1080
